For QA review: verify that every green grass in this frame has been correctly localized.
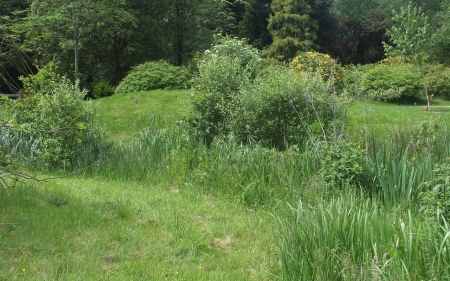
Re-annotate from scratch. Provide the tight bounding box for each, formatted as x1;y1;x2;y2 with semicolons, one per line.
0;178;273;280
93;90;190;142
347;98;450;141
4;89;450;280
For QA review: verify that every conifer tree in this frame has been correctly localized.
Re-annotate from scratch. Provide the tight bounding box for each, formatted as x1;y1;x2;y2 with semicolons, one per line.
264;0;318;61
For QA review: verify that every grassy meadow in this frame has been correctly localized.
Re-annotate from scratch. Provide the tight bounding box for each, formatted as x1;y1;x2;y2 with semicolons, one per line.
3;89;450;280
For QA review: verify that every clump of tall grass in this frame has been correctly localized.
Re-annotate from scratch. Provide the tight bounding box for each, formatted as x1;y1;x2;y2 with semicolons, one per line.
274;191;450;280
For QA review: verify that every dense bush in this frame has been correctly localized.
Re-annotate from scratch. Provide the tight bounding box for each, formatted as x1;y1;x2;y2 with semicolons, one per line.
318;141;368;188
229;67;342;148
93;81;115;99
423;64;450;99
291;51;345;90
1;63;97;167
115;61;190;95
189;37;347;148
188;36;261;145
361;63;422;101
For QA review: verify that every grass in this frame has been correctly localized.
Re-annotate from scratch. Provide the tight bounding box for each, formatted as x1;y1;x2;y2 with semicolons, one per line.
0;178;273;280
93;90;190;142
4;89;450;280
347;98;450;141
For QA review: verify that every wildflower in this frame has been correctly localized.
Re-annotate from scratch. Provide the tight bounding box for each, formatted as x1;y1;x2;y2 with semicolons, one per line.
22;268;26;272
199;266;203;270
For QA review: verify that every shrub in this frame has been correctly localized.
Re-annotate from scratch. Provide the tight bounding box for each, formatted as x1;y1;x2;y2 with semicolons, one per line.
362;63;422;101
419;162;450;220
2;63;97;167
229;67;341;148
291;51;345;90
188;36;261;145
115;61;190;95
318;141;368;188
423;64;450;99
93;81;115;99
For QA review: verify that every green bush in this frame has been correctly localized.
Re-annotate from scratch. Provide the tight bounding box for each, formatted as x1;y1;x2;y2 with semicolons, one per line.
423;64;450;99
2;63;97;167
318;141;368;188
115;61;190;95
362;63;422;101
188;36;261;145
229;67;341;148
188;36;348;148
93;81;115;99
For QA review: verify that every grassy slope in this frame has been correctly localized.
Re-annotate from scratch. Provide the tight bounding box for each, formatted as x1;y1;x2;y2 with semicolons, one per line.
94;90;191;142
3;90;450;280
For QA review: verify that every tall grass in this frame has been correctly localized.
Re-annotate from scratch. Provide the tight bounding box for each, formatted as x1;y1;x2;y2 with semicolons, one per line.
274;191;450;280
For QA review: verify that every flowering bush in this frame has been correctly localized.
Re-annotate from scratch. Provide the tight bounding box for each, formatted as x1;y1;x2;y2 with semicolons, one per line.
291;51;345;90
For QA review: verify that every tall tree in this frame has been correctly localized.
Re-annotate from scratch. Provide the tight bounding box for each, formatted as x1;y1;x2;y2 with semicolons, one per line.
330;0;391;64
383;4;432;110
0;0;32;93
264;0;318;61
24;0;134;85
166;0;234;65
238;0;272;49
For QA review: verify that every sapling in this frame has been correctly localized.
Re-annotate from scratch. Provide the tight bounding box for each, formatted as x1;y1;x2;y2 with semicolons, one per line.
383;4;432;110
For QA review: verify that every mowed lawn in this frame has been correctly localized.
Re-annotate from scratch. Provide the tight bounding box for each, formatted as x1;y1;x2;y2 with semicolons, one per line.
346;98;450;141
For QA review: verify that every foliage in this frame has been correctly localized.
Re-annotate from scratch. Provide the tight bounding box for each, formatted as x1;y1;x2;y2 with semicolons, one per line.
419;162;450;220
423;64;450;99
92;81;115;99
319;141;367;188
361;63;422;101
238;0;272;49
275;194;450;280
24;0;135;84
291;51;345;89
383;5;431;64
1;63;96;167
115;61;190;95
229;67;341;148
264;0;318;61
188;37;261;144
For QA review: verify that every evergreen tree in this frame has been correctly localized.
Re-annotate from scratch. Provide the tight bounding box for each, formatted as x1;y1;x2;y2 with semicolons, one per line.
238;0;272;49
264;0;318;61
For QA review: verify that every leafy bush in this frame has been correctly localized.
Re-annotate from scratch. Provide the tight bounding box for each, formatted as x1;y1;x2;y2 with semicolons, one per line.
115;61;190;95
188;36;261;145
189;37;348;148
362;63;422;101
93;81;115;99
291;51;345;89
229;67;341;148
2;63;97;167
423;64;450;99
419;163;450;219
318;141;368;187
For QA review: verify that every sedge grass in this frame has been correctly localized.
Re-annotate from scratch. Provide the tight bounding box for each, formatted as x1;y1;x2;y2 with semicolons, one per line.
274;190;450;280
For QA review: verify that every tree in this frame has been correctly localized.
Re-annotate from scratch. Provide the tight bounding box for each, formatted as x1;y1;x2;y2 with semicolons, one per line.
264;0;318;61
0;0;32;93
238;0;272;49
24;0;134;86
430;2;450;65
165;0;234;66
383;4;432;110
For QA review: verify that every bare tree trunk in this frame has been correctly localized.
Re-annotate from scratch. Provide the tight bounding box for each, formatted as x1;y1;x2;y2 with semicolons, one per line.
418;63;430;111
